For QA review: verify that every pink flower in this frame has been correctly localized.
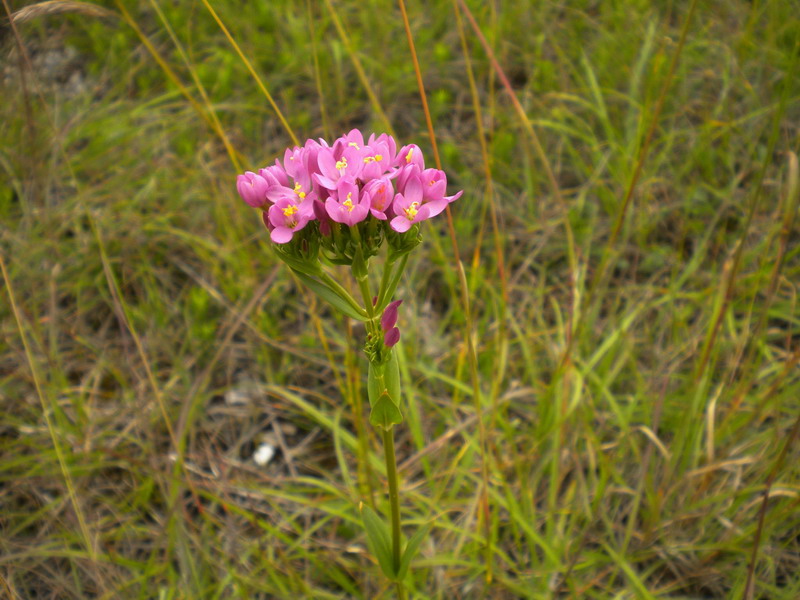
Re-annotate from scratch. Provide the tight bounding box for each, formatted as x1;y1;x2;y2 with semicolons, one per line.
236;171;270;207
418;168;463;217
360;140;393;180
390;174;431;233
315;142;364;191
259;163;289;189
266;196;313;244
325;177;369;226
395;144;425;170
368;132;397;163
362;177;394;220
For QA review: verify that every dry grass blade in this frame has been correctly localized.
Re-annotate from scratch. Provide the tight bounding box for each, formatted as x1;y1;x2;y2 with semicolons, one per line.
199;0;299;146
8;0;114;24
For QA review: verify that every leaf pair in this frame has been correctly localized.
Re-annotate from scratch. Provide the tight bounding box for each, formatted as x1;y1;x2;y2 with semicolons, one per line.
359;504;430;583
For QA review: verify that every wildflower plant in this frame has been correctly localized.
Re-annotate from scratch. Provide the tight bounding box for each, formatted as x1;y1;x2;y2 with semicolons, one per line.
237;129;461;596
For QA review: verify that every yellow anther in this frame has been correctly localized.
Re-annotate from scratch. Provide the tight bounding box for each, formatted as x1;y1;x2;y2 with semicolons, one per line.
293;182;306;199
348;142;360;149
343;192;355;212
282;205;298;217
405;149;413;163
335;157;348;171
375;154;383;161
405;201;419;220
363;156;375;164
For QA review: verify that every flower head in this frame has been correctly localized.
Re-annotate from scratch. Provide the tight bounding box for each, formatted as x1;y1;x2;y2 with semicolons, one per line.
235;130;462;249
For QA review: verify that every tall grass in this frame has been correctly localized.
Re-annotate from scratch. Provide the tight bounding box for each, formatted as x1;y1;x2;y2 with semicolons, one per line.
1;0;799;598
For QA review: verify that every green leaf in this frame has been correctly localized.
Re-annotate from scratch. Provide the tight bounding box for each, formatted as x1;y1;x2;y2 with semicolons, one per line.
359;503;396;579
383;352;401;407
368;354;402;409
369;392;403;429
396;522;431;582
292;270;368;321
275;250;321;276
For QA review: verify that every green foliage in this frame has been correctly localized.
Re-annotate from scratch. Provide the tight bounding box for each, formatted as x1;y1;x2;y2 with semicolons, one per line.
360;503;396;580
1;0;799;598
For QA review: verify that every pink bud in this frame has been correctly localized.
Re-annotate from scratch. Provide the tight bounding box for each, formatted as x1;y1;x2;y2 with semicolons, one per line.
236;172;269;207
381;299;403;331
384;327;400;348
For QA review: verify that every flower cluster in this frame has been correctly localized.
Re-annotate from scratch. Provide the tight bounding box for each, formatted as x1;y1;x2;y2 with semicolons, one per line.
236;130;462;244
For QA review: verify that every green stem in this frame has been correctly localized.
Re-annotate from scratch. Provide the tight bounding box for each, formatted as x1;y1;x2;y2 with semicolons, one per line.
379;253;409;311
376;252;398;310
349;224;376;322
382;426;405;599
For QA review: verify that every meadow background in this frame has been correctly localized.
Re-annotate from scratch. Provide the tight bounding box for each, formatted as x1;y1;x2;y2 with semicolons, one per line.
2;0;800;598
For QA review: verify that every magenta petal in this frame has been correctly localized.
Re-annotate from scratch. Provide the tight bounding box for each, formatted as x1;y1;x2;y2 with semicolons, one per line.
404;175;423;203
416;204;431;222
346;205;369;226
325;197;346;223
271;227;294;244
318;149;338;178
384;327;400;348
424;199;447;218
313;173;338;191
445;190;463;203
425;180;446;202
313;199;329;222
390;215;413;233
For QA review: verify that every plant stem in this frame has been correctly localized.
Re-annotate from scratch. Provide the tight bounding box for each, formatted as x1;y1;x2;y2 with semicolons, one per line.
382;426;406;599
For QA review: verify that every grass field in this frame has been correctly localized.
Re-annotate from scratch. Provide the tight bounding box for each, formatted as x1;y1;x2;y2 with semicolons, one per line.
2;0;800;598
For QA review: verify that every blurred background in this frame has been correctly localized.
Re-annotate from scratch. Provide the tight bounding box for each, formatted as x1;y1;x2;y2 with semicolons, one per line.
1;0;799;598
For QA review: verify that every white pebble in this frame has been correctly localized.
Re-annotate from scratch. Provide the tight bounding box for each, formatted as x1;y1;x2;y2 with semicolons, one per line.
253;443;276;466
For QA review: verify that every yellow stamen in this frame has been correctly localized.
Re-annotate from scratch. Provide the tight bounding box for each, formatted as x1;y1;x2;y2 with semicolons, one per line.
405;149;413;163
348;142;360;149
363;156;375;164
405;201;419;220
375;154;383;161
343;192;355;212
335;157;348;171
282;205;298;217
293;182;306;199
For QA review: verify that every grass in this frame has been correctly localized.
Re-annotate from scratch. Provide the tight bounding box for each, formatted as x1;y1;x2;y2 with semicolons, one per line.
1;0;800;597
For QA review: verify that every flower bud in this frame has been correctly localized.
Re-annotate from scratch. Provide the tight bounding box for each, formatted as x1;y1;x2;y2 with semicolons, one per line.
384;327;400;348
236;172;269;207
381;299;403;331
